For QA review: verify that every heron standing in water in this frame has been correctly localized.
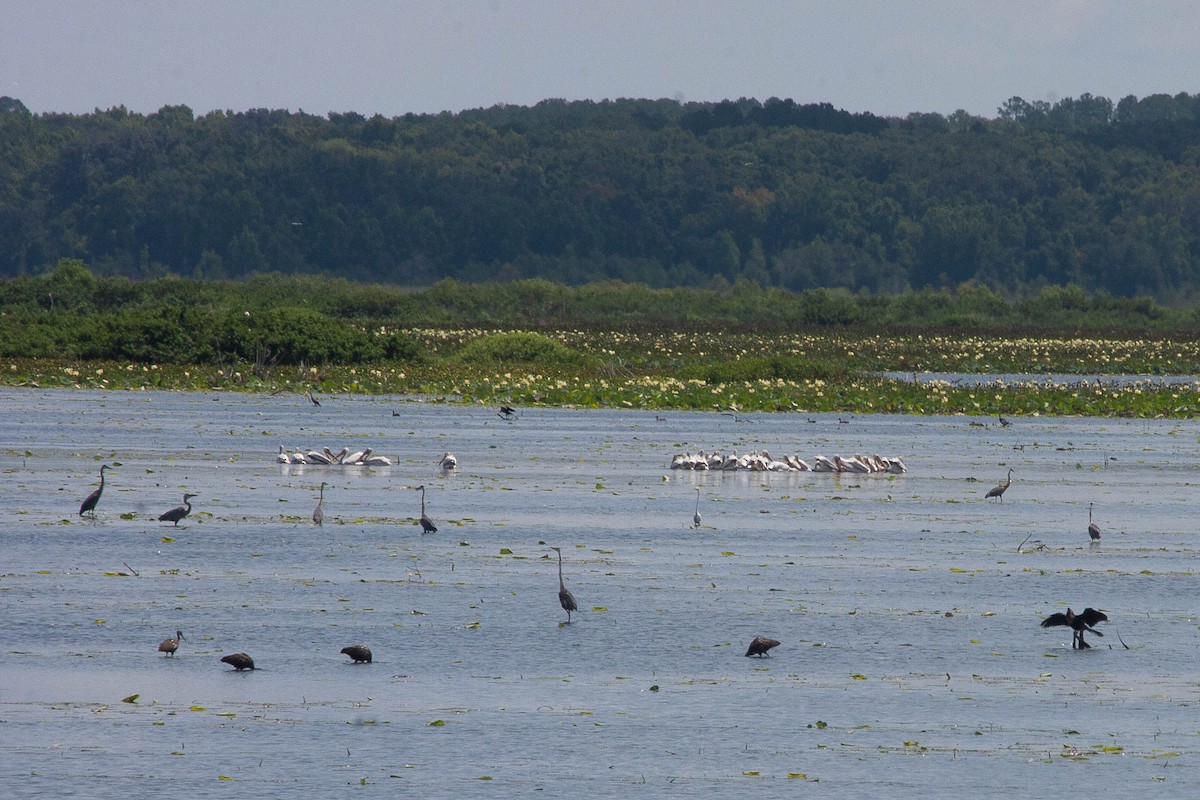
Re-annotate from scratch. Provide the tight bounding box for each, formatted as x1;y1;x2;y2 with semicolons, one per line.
693;486;702;528
79;464;112;517
985;469;1013;502
416;485;437;533
313;482;327;526
1088;503;1101;541
550;546;578;623
158;493;197;526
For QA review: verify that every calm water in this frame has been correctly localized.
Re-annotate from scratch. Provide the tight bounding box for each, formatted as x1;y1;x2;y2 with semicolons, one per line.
1;389;1198;798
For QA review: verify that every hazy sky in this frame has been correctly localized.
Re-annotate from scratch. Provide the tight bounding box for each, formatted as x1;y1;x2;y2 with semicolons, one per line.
3;1;1197;120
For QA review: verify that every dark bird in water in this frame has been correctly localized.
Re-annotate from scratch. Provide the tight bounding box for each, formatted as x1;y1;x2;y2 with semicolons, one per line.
745;637;781;657
313;482;327;526
306;390;321;406
158;493;197;526
158;630;185;657
998;415;1012;427
551;546;578;623
498;405;518;420
1040;607;1108;649
79;463;112;517
985;468;1014;502
341;645;372;663
1088;503;1101;541
415;485;437;533
221;652;255;670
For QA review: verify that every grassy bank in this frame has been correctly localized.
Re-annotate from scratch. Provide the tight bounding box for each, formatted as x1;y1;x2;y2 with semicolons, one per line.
5;326;1199;418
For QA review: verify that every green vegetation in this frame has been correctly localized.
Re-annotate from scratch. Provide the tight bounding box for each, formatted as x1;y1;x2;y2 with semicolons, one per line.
4;264;1200;418
5;93;1200;299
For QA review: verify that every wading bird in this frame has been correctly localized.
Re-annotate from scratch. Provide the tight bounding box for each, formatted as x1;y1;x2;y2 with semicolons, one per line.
550;546;578;623
313;482;327;526
306;390;321;406
341;645;372;663
158;630;185;657
221;652;255;671
693;487;702;528
437;452;458;470
498;405;518;420
416;485;437;533
158;493;197;526
1040;607;1108;649
79;464;112;517
985;469;1014;502
745;637;780;657
1088;503;1101;541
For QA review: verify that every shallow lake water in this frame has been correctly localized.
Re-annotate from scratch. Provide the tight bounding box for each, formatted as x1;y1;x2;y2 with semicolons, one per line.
1;388;1198;798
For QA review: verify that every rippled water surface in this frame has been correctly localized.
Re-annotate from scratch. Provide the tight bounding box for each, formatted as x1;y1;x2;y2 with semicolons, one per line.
2;389;1199;798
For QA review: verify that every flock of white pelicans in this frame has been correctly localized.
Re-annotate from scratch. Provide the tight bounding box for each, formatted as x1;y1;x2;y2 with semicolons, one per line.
276;443;458;470
670;449;907;474
276;445;392;466
276;446;461;470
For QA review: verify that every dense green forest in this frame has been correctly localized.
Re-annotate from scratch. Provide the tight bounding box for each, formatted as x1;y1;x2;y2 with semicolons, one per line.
4;92;1200;298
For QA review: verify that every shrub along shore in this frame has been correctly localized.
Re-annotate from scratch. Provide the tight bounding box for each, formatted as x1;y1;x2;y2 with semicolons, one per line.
3;263;1199;417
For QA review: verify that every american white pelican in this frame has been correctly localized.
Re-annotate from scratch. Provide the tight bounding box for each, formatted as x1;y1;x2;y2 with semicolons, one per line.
812;455;836;472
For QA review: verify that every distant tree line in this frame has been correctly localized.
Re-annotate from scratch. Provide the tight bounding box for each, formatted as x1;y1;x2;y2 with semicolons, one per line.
3;92;1200;299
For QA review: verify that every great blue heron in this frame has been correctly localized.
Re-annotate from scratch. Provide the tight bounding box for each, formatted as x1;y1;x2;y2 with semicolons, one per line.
79;464;112;517
313;482;327;526
158;630;185;657
985;469;1013;502
1040;607;1107;649
1088;503;1101;541
438;452;458;470
221;652;255;670
693;487;702;528
416;485;437;533
745;637;780;657
550;546;577;623
158;493;197;526
341;645;372;663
